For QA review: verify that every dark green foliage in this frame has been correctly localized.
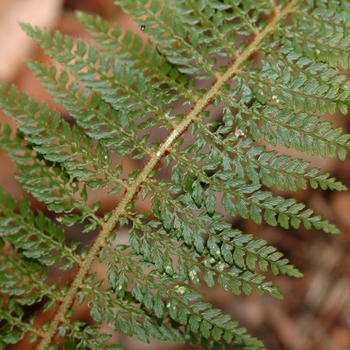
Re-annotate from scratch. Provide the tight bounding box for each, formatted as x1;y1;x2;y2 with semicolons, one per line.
0;1;350;349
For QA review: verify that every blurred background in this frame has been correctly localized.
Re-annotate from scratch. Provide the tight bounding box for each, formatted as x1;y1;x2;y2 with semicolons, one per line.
1;1;350;349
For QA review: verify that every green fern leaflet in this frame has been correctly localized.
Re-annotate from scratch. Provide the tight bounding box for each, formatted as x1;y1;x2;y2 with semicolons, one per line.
0;1;350;349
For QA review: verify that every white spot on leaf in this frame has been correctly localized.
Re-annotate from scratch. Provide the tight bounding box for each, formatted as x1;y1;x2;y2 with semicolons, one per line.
235;129;245;137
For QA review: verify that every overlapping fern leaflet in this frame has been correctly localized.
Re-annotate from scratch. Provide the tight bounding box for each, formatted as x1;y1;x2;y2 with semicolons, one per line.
0;0;350;349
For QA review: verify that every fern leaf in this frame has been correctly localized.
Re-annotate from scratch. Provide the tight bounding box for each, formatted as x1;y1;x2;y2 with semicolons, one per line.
0;1;350;349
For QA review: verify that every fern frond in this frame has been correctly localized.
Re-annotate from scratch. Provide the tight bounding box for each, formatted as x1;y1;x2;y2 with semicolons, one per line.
0;188;77;267
168;286;266;349
1;1;350;349
0;188;78;347
76;12;195;104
